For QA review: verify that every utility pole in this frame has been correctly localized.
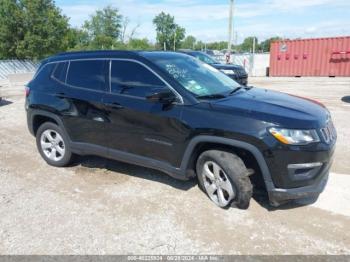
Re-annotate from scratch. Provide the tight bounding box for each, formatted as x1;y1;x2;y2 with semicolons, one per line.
251;37;256;77
227;0;234;53
164;42;166;51
252;37;256;54
174;30;176;51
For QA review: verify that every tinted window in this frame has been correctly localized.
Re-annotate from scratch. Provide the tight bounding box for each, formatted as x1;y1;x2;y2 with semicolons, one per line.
111;60;166;97
33;64;55;87
51;62;68;83
67;60;107;91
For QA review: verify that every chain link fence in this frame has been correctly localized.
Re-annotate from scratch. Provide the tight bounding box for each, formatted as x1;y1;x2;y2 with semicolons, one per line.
0;60;38;79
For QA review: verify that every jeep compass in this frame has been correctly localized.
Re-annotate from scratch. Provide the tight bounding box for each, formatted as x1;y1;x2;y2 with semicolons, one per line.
25;51;336;209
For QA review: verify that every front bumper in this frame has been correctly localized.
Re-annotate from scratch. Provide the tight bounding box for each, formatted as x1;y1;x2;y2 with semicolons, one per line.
264;140;335;206
267;166;329;206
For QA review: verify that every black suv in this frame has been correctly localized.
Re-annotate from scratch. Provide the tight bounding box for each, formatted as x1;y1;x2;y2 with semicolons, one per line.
179;50;248;86
26;51;336;209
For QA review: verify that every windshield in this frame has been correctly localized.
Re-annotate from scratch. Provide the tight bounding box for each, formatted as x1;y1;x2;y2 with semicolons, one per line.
193;52;218;65
145;54;240;97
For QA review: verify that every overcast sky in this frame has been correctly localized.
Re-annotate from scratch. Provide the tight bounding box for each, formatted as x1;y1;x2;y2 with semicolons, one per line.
55;0;350;43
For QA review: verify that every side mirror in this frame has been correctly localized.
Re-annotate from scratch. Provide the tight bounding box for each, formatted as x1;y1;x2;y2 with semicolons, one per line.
146;90;176;104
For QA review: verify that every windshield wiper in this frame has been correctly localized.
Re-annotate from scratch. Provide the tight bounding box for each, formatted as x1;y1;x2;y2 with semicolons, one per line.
197;93;226;99
229;86;242;95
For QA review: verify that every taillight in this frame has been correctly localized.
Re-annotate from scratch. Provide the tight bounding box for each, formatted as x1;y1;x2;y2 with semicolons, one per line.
25;86;30;97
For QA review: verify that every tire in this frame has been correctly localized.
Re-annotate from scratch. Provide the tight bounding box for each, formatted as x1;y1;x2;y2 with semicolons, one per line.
196;150;253;209
36;122;74;167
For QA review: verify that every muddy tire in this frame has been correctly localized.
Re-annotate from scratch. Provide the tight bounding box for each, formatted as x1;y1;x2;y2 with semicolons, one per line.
196;150;253;209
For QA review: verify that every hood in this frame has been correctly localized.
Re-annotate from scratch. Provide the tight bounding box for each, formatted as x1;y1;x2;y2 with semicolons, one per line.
212;63;245;71
210;87;329;129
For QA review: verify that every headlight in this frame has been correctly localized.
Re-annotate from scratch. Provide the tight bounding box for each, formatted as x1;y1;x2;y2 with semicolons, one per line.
269;127;320;145
220;69;235;75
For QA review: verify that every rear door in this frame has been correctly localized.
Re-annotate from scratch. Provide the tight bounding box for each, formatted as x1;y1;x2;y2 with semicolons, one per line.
102;59;188;167
61;59;109;147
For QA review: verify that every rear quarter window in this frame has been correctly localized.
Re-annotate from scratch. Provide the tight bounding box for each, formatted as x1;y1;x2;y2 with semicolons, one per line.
51;62;68;83
66;60;107;91
31;63;56;87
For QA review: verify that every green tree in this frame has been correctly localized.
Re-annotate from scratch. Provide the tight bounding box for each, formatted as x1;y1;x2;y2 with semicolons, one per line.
172;26;185;50
83;5;123;49
259;37;282;52
0;0;70;59
153;12;185;50
64;28;89;51
127;38;154;50
0;0;22;59
207;41;228;51
194;40;205;51
238;36;259;53
181;35;196;49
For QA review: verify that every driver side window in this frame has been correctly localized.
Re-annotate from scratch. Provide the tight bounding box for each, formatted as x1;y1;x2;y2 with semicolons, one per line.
110;60;167;98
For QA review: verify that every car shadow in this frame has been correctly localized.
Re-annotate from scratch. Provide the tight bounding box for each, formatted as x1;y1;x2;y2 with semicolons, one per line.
74;155;197;191
252;190;319;211
341;96;350;103
70;156;318;209
0;98;13;107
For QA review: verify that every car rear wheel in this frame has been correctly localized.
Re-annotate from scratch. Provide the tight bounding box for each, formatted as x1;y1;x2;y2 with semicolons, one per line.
196;150;253;209
36;122;74;167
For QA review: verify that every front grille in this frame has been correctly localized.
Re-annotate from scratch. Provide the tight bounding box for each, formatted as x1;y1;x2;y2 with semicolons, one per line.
320;121;336;144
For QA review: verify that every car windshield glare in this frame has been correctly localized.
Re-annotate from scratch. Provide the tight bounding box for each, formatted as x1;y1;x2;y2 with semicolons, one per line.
147;55;240;97
195;53;218;64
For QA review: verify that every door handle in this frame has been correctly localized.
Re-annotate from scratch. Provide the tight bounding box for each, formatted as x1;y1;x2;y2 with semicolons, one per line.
55;92;68;98
104;102;123;109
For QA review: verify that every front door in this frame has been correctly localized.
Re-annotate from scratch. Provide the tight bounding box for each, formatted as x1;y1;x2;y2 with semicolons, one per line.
103;60;189;167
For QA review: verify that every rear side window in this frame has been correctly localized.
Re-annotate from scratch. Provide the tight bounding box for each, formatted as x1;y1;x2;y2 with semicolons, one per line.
51;62;68;83
67;60;107;91
32;63;55;86
111;60;166;97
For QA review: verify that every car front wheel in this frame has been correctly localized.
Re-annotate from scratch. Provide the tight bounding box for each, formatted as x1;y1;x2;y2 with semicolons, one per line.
196;150;253;209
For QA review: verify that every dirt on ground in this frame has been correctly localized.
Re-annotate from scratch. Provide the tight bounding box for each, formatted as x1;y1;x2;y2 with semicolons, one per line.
0;75;349;255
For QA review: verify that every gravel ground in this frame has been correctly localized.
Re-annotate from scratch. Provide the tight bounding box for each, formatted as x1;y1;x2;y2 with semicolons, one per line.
0;75;350;255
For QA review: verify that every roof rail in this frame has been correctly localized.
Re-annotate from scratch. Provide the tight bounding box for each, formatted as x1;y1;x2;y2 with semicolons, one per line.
56;50;137;56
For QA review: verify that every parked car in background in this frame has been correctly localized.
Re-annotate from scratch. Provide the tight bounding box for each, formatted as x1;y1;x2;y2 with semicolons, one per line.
203;49;215;56
179;50;248;86
26;50;336;209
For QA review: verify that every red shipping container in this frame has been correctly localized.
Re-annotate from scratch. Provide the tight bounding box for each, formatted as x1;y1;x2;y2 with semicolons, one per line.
269;36;350;77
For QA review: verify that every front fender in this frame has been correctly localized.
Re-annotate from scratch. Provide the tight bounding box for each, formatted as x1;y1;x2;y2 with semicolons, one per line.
180;135;275;191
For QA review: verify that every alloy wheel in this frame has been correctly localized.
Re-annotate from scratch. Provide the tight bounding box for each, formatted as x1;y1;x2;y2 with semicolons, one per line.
40;129;65;162
202;161;235;207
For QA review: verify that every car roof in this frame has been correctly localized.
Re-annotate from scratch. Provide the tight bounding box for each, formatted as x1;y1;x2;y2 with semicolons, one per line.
42;50;140;64
42;50;189;64
140;51;190;60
